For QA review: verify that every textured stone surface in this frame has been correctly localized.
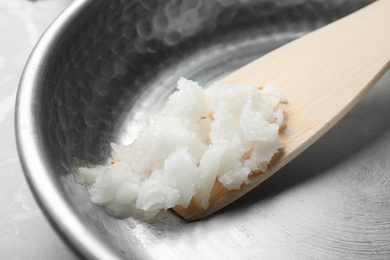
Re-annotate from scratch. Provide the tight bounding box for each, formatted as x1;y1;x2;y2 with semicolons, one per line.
0;1;77;259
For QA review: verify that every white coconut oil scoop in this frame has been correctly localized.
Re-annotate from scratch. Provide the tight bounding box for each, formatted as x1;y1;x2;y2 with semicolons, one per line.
174;0;390;221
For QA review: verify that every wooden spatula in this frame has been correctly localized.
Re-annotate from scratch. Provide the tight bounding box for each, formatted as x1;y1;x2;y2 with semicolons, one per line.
173;0;390;221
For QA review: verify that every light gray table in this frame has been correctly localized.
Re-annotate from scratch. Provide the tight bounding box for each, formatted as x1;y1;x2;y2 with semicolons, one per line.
0;0;77;259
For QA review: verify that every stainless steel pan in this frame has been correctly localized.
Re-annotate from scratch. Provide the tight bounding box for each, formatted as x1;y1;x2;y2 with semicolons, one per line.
16;0;390;259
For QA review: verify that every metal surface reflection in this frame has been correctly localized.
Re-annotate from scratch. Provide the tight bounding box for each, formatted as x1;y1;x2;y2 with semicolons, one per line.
16;0;390;259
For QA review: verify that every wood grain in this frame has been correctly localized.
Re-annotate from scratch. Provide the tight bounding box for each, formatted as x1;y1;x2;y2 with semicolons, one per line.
173;0;390;221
